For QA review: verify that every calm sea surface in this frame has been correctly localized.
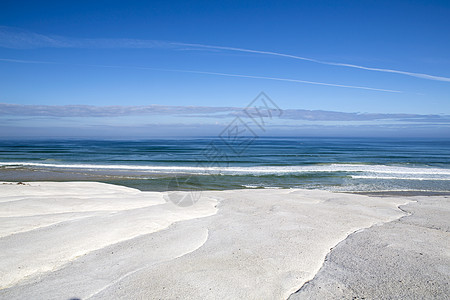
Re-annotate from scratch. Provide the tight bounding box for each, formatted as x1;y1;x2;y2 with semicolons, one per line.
1;138;449;193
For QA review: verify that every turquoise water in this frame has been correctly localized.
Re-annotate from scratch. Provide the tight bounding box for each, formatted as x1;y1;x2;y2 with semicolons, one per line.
0;138;449;192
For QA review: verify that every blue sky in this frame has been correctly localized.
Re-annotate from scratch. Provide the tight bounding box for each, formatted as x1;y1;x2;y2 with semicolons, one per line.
0;0;449;137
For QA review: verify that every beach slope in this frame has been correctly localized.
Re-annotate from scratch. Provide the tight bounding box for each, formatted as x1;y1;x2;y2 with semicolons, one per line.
0;182;447;299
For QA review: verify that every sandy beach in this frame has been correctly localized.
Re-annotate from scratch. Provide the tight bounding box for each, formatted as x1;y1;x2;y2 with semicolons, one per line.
0;181;448;299
2;0;450;298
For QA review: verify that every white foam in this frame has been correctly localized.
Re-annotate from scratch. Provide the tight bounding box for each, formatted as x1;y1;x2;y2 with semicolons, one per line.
351;175;450;181
241;184;283;189
1;162;450;178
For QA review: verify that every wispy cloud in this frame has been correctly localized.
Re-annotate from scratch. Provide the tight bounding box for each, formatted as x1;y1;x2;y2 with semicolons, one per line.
1;103;449;123
0;26;171;49
279;109;450;123
0;58;56;64
1;26;449;83
0;103;234;117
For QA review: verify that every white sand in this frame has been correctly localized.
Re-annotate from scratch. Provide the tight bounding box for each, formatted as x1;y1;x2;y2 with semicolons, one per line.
0;182;218;290
290;195;450;299
0;182;413;299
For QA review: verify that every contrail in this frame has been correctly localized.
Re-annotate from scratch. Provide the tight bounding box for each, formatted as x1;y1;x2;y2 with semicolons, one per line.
153;68;401;93
0;58;402;93
174;42;450;83
1;26;448;83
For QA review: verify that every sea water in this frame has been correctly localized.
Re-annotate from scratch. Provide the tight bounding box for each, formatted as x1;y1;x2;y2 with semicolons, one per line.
0;137;449;193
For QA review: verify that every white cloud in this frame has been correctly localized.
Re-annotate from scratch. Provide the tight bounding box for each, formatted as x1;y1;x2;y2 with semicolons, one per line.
1;103;449;124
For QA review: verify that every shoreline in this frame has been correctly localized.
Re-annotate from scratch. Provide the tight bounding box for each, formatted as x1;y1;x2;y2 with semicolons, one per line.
2;176;450;197
351;190;450;197
2;152;450;194
0;181;448;299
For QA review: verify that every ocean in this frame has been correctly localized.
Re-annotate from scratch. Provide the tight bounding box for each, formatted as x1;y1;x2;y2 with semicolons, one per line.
1;138;449;194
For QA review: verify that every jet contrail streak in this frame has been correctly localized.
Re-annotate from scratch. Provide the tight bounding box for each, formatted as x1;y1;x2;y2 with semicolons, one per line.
174;42;450;83
0;58;401;93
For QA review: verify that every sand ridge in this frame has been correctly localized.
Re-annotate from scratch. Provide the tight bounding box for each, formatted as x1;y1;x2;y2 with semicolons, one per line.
0;182;218;290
